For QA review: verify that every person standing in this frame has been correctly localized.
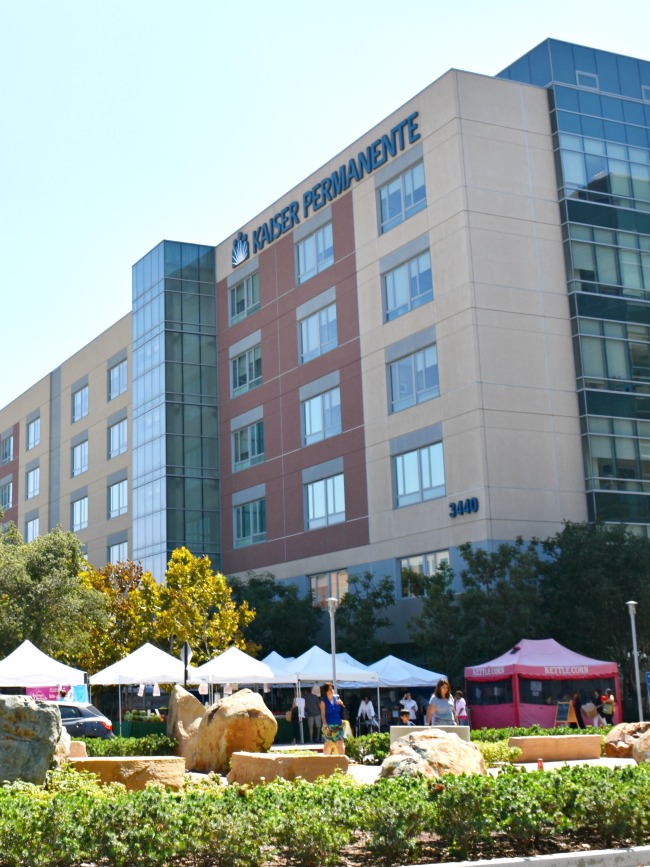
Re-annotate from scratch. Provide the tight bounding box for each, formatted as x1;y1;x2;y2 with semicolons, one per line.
426;678;457;725
601;688;616;725
291;694;305;744
357;695;377;734
320;682;346;756
399;692;418;721
454;690;469;725
304;687;322;742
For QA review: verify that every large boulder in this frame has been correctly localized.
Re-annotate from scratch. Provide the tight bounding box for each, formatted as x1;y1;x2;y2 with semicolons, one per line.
192;689;277;774
53;725;72;767
380;728;487;779
0;695;62;784
167;685;206;769
631;728;650;763
604;722;650;758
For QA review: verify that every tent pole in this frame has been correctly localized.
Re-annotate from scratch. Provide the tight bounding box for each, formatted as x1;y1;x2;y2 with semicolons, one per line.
513;675;520;727
118;681;122;737
376;684;381;728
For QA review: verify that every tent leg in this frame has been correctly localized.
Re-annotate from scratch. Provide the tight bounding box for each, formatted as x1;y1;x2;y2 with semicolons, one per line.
118;684;122;737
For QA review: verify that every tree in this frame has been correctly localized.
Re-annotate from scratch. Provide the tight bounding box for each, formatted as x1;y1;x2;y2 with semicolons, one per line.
154;547;255;664
228;571;323;658
78;560;160;672
334;571;395;663
539;521;650;703
0;524;109;664
409;560;462;682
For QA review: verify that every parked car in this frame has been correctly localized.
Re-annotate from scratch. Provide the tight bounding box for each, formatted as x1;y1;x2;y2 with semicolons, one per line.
45;701;115;739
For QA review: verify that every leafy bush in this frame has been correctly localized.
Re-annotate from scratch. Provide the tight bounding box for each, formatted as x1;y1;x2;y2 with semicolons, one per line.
79;733;177;757
470;724;611;742
475;739;522;767
344;731;390;764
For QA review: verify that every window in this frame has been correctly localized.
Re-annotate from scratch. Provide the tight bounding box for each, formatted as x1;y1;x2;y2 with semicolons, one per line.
389;344;439;412
27;418;40;450
379;162;426;233
302;387;341;445
297;222;334;283
72;386;89;422
72;496;88;531
108;541;128;563
395;442;445;507
305;473;345;529
0;481;12;511
72;441;89;477
1;435;13;466
310;569;349;607
234;498;266;547
109;419;127;458
230;272;260;324
109;480;128;518
576;71;599;89
643;85;650;103
25;517;39;543
300;303;338;363
26;467;40;499
108;360;128;400
233;421;264;471
400;550;450;597
385;251;433;320
232;345;262;396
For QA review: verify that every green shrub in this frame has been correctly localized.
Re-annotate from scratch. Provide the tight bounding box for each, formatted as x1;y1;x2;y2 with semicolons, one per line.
475;740;522;767
79;733;177;757
344;731;390;764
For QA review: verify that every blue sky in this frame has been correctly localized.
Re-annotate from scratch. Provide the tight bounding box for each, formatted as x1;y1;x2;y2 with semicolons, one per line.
1;0;648;408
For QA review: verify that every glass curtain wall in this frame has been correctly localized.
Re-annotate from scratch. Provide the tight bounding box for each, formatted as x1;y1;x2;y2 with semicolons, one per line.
132;241;219;580
500;40;650;531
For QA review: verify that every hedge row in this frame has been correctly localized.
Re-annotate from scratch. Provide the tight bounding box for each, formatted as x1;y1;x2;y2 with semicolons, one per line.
0;762;648;866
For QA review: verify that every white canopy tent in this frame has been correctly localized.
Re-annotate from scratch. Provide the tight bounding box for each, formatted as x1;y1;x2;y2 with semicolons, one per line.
89;642;200;733
345;654;445;688
0;639;86;687
287;645;379;685
194;646;296;685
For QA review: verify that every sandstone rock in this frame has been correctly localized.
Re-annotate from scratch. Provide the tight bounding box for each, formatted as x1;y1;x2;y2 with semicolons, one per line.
167;685;206;769
53;725;72;766
0;695;62;784
380;728;487;779
227;751;348;785
604;722;650;758
192;688;277;774
70;756;186;791
631;728;650;763
69;740;88;758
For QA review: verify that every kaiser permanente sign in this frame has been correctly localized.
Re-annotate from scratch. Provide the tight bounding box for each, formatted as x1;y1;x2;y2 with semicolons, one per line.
231;112;420;268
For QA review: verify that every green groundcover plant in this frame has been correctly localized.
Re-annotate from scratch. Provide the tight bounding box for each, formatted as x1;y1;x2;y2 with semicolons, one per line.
2;761;650;867
77;734;177;757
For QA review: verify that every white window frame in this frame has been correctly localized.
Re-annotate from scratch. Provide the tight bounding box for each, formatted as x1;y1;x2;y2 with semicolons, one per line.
302;386;341;445
108;360;128;400
72;496;88;531
109;419;127;458
108;541;128;563
109;480;128;519
299;302;338;364
400;550;450;598
234;497;266;548
576;71;599;90
310;569;349;607
389;344;439;413
379;161;426;233
1;435;13;465
231;345;262;396
1;481;13;511
229;271;260;324
72;386;89;422
385;250;433;321
72;441;89;477
26;467;40;499
394;442;445;507
25;517;40;543
233;421;264;472
305;473;345;530
27;418;40;450
297;222;334;284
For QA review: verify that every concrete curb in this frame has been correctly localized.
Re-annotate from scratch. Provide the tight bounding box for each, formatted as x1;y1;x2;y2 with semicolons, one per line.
403;845;650;867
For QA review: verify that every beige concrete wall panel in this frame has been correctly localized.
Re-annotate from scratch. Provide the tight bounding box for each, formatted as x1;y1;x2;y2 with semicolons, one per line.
469;228;550;292
484;428;562;490
477;328;557;389
456;72;551;135
473;283;545;319
480;383;553;416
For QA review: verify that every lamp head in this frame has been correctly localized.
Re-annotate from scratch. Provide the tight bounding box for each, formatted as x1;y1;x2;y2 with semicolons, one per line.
627;600;638;615
326;596;338;615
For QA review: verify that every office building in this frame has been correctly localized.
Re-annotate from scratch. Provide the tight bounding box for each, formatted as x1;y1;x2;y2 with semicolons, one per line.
2;39;649;648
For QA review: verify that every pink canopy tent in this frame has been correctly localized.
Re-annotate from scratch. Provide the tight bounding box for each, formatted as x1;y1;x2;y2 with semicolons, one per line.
464;638;621;729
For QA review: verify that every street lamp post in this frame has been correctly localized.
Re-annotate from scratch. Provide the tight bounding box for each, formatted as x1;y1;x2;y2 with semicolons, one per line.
326;596;338;693
626;601;644;722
